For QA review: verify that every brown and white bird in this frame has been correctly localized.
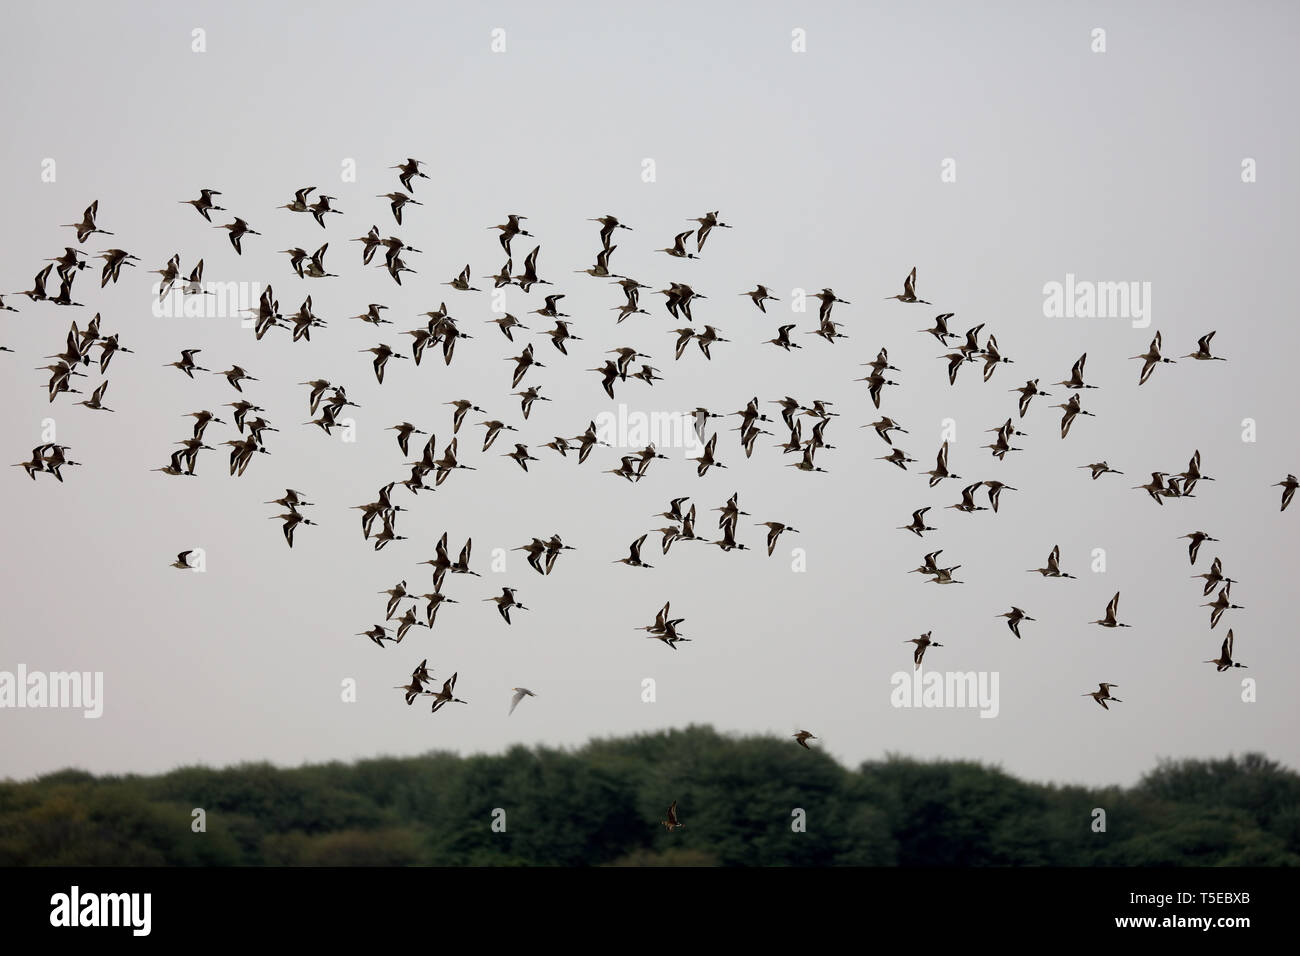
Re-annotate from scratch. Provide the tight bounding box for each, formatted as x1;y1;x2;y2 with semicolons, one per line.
1202;583;1243;629
1178;531;1219;566
1192;557;1236;597
360;344;406;384
181;188;224;222
588;214;630;250
905;631;943;669
356;625;396;648
1054;353;1098;390
691;210;731;251
62;200;113;243
391;158;431;192
1274;474;1297;512
1028;544;1075;579
614;534;654;568
76;380;113;412
1182;331;1225;362
1010;379;1049;418
899;507;937;537
742;285;780;313
215;217;260;255
1204;631;1247;672
660;801;684;831
984;481;1017;513
1083;683;1122;710
883;266;929;304
1131;330;1175;385
426;673;468;713
1080;461;1123;480
377;191;421;224
1089;592;1130;629
271;509;316;548
756;521;799;556
170;550;198;570
996;607;1035;639
483;588;527;625
1053;394;1095;439
924;441;959;488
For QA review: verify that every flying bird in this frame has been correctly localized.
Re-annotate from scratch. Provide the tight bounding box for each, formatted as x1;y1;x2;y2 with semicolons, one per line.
996;607;1035;639
1182;331;1225;362
1178;531;1219;566
1090;592;1130;629
1083;683;1122;710
660;801;684;831
1131;331;1176;385
884;266;929;304
1204;631;1247;671
905;631;943;669
508;687;536;716
1274;475;1297;512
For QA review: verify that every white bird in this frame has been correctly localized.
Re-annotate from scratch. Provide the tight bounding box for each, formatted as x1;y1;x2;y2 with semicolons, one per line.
509;687;536;715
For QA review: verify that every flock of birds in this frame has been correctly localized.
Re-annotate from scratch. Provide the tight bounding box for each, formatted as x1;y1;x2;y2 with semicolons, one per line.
5;157;1294;832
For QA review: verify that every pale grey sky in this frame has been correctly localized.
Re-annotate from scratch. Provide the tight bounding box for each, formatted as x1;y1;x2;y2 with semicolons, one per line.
1;0;1297;787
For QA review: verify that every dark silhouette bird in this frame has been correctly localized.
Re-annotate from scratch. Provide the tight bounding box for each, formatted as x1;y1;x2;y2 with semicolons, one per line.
997;607;1035;639
1204;631;1247;671
181;188;225;222
216;217;260;254
1178;531;1219;566
1273;474;1297;512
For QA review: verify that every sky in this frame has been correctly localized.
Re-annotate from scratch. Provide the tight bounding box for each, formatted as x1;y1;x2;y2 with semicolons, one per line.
0;0;1297;787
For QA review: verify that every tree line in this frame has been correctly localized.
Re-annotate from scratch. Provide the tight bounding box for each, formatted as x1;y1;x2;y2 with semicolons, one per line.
1;726;1295;865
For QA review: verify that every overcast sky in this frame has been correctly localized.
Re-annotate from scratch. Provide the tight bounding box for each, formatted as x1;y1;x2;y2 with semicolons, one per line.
1;0;1297;787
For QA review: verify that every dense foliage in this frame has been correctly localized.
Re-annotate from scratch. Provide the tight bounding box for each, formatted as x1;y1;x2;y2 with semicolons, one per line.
2;727;1295;865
